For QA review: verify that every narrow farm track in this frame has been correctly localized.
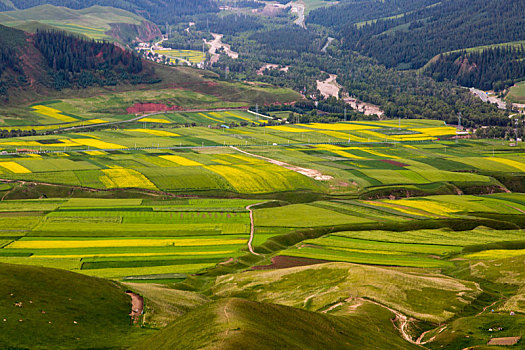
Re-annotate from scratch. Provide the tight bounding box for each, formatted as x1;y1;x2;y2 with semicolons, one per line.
357;298;428;348
230;146;333;181
246;202;266;256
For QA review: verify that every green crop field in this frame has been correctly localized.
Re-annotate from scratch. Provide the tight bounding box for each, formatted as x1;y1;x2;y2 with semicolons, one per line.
0;116;524;349
0;198;257;279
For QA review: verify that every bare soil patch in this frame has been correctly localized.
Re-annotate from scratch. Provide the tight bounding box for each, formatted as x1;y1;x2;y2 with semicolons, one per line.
487;336;521;346
252;255;332;270
126;291;144;325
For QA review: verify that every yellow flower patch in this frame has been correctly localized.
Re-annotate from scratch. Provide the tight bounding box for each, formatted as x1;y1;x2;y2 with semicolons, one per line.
87;119;108;124
300;123;378;131
0;161;31;173
73;138;127;149
361;148;401;159
84;150;106;156
410;127;457;136
265;125;311;133
362;200;439;218
31;105;77;123
128;129;180;137
33;250;236;259
464;249;525;260
139;117;172;124
488;157;525;172
10;238;245;249
100;167;157;190
330;150;367;159
160;155;203;166
385;199;460;214
224;111;258;124
316;130;354;140
198;113;223;123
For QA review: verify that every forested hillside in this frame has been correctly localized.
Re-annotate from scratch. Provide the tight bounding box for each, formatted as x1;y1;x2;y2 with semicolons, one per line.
0;25;158;99
309;0;525;70
0;0;218;23
425;46;525;91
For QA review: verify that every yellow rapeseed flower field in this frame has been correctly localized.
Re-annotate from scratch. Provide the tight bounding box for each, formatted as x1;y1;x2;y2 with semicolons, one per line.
464;249;525;260
32;105;77;123
128;129;180;137
84;150;106;156
385;199;460;214
410;127;457;136
300;123;378;131
87;119;108;124
33;250;236;259
0;161;31;173
198;113;223;123
160;155;203;166
139;117;172;124
361;148;401;159
316;130;353;140
363;200;439;218
330;150;367;159
224;111;258;124
73;138;127;149
100;167;158;190
488;157;525;172
9;238;245;249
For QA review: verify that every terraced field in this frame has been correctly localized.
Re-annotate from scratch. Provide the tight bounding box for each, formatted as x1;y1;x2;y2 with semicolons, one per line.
0;198;257;280
0;117;524;349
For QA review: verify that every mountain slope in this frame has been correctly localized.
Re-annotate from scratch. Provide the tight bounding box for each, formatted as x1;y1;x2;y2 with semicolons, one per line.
0;5;161;44
310;0;525;70
0;262;147;349
0;0;219;24
0;24;158;100
132;298;419;350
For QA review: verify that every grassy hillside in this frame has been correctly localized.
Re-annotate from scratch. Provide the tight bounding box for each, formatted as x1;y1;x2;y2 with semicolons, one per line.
132;297;419;350
0;5;161;43
211;262;481;323
0;262;150;349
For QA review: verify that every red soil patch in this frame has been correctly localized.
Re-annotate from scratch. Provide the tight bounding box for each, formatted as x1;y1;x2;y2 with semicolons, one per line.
379;159;409;167
126;103;181;114
252;255;332;270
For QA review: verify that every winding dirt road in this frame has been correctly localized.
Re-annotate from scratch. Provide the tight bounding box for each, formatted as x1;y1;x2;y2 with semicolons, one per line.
246;202;266;256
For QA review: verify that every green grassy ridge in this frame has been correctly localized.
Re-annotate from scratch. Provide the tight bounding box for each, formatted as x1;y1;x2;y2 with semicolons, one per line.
132;297;419;350
210;263;481;323
0;262;150;349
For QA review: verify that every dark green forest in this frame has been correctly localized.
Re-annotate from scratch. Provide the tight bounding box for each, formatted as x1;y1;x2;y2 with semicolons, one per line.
424;46;525;91
309;0;525;69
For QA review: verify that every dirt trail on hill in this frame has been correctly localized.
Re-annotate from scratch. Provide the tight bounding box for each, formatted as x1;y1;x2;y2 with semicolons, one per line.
246;202;265;256
230;146;332;181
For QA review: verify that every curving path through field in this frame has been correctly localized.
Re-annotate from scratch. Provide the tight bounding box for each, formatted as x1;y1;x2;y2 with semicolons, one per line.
246;202;265;256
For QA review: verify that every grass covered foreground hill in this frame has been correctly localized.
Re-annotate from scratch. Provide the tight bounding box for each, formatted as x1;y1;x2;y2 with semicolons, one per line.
132;298;419;350
0;262;150;349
